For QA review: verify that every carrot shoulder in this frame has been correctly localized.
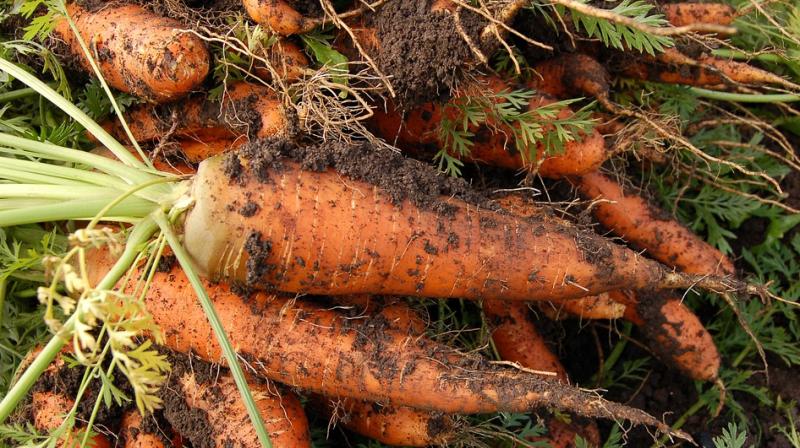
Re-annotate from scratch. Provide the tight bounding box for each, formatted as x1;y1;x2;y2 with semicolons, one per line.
53;3;209;103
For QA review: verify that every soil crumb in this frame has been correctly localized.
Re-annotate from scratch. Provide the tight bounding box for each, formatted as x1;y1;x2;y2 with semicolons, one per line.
367;0;487;106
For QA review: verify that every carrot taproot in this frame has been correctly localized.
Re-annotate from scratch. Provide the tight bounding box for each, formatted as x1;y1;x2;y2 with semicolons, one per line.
573;171;735;276
101;82;286;145
531;53;611;102
179;145;746;303
613;290;720;381
255;38;310;82
83;250;687;436
318;296;458;447
663;3;736;28
493;185;721;381
162;361;312;448
243;0;312;35
539;293;627;320
482;300;602;446
53;3;209;103
119;410;171;448
371;75;608;178
622;48;797;89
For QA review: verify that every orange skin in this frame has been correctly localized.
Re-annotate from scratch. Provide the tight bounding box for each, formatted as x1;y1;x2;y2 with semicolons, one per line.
84;251;673;429
531;53;611;101
613;290;721;382
174;371;311;448
255;39;310;81
323;297;457;447
573;172;726;381
243;0;311;35
53;3;209;103
371;75;608;178
102;82;286;145
119;411;168;448
181;155;703;302
574;171;735;276
663;3;736;27
539;293;627;320
482;300;602;446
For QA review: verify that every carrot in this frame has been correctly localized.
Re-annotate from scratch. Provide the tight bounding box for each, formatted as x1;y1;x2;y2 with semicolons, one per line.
482;300;602;446
83;250;687;436
663;3;736;27
179;146;745;302
53;3;209;103
531;53;611;102
24;349;112;448
573;171;735;276
255;38;310;82
371;75;608;178
613;290;720;382
622;48;797;89
162;359;312;448
119;410;172;448
243;0;312;35
101;82;286;145
539;293;627;320
323;296;458;447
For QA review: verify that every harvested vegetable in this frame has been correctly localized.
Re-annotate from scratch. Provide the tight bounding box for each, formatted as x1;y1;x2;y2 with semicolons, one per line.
662;3;736;28
53;3;210;102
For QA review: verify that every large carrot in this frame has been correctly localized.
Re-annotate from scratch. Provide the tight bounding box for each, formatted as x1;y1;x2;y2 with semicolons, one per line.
179;146;746;302
83;249;687;436
101;82;286;145
371;75;608;178
483;300;602;447
162;355;312;448
539;293;627;320
53;3;209;103
119;410;171;448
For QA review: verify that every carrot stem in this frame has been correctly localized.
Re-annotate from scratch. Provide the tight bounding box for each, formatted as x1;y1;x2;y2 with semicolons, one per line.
152;210;273;448
0;217;158;424
0;87;38;103
690;87;800;103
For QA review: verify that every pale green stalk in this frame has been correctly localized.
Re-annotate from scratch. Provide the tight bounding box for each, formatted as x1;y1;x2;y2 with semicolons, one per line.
0;134;162;188
0;217;159;423
0;184;120;200
0;196;156;227
690;87;800;103
0;87;37;104
1;158;132;191
0;58;144;169
0;199;66;211
0;166;79;185
153;210;273;448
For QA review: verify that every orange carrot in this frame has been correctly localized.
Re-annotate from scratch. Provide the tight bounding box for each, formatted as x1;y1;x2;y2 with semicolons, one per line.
53;3;209;103
539;293;627;320
483;300;602;446
613;290;721;381
179;147;740;302
83;249;686;435
371;74;608;178
573;171;735;276
531;53;611;102
663;3;736;27
318;297;458;447
243;0;312;35
101;82;286;145
163;362;312;448
255;39;310;81
119;410;170;448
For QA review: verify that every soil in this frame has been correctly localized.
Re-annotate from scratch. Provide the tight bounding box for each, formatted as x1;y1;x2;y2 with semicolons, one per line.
366;0;487;107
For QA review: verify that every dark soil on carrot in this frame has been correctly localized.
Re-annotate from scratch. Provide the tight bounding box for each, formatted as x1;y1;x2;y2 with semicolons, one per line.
366;0;487;106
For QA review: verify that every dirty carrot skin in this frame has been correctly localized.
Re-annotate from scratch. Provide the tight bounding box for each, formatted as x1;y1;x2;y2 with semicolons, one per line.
612;290;721;381
165;367;311;448
663;3;736;27
539;293;627;320
255;38;310;82
101;82;287;145
181;149;742;302
573;171;735;276
119;410;169;448
371;75;608;178
243;0;312;35
85;251;684;434
531;53;611;102
53;3;209;103
321;297;458;447
482;300;602;446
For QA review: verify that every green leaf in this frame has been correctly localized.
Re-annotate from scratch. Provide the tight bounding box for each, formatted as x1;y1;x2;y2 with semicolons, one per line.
300;33;349;91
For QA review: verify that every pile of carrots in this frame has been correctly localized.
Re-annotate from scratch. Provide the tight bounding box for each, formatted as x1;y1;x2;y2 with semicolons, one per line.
9;0;791;446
